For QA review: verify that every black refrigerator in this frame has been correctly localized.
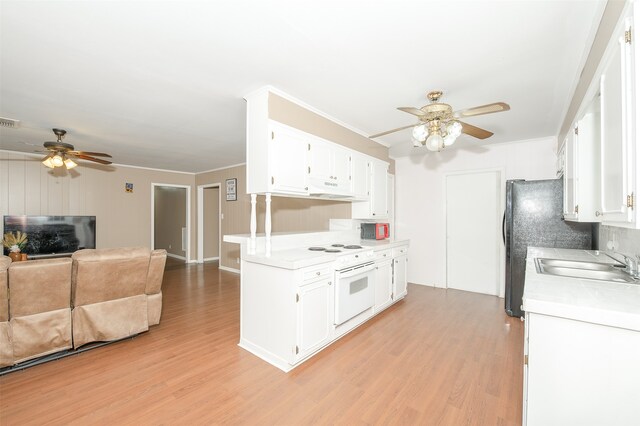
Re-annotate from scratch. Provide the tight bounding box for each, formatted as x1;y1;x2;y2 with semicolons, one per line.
504;179;596;317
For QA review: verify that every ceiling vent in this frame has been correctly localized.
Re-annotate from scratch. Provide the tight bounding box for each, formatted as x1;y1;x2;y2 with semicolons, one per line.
0;117;21;129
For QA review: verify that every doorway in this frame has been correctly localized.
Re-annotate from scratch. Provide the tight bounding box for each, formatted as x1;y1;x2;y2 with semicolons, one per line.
197;183;221;264
445;169;504;296
151;183;191;262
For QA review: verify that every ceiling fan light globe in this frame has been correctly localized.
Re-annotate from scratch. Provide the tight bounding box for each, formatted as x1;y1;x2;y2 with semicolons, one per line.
64;158;78;169
412;124;428;142
42;157;55;168
444;134;457;146
426;134;443;152
51;155;64;167
447;121;463;138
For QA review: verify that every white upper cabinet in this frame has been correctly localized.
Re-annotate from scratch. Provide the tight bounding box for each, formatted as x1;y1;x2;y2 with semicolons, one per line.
563;3;638;229
268;121;309;195
307;137;352;196
351;153;370;200
352;159;389;219
599;12;636;227
563;96;601;222
245;87;391;202
563;132;577;219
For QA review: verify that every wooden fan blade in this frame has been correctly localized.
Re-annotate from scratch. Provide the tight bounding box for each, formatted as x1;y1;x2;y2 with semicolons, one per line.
397;107;426;117
69;151;112;158
370;124;416;138
454;102;510;118
73;154;113;165
460;121;493;139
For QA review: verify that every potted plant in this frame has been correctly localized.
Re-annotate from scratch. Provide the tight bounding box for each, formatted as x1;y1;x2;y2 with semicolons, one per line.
2;231;28;262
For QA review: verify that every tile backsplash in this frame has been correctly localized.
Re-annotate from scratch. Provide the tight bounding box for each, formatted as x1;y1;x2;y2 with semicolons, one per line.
599;225;640;256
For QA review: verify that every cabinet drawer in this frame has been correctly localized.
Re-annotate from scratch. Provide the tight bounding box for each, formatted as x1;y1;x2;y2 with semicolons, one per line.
392;246;408;257
302;264;333;283
374;249;392;261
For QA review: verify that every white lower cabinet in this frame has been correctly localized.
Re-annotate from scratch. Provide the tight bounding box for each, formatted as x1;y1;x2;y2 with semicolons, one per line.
392;247;408;300
523;312;640;425
374;257;393;312
240;243;409;372
296;277;334;361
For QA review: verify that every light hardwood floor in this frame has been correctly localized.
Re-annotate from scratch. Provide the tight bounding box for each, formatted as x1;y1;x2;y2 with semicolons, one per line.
0;259;524;425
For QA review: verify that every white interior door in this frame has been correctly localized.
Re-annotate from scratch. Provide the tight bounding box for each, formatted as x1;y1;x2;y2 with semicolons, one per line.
445;170;501;295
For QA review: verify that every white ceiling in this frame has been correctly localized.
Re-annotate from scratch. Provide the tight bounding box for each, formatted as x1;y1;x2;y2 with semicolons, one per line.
0;0;606;173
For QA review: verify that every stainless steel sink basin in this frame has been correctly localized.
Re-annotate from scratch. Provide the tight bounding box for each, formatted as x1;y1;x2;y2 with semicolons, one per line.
536;258;620;271
535;258;638;283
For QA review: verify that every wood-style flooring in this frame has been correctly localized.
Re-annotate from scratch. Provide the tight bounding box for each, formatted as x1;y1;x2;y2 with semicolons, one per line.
0;258;524;425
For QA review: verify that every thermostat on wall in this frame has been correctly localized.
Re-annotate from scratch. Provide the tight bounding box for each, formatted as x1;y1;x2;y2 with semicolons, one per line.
125;183;133;193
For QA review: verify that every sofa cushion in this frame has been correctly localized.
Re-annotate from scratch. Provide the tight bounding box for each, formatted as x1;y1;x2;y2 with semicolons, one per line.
72;248;150;306
146;249;166;295
0;322;12;367
72;294;148;348
11;308;72;363
9;258;72;317
0;256;10;322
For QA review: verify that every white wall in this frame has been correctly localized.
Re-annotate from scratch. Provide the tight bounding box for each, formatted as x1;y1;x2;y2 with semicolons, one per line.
394;137;558;288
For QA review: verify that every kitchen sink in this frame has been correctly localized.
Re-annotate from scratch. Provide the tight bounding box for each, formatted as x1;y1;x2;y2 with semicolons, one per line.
536;258;620;271
534;258;638;283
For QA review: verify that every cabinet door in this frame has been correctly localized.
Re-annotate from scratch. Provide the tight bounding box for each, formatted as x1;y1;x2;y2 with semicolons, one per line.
371;161;389;218
269;123;309;195
332;146;352;187
308;137;333;181
600;22;634;223
296;279;333;360
351;153;370;200
393;254;407;300
374;259;393;312
563;132;578;220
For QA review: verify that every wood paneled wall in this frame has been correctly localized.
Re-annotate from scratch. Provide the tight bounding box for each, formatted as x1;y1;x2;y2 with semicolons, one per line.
0;151;197;256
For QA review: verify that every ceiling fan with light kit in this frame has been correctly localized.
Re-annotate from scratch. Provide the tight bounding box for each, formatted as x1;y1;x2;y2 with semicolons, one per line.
370;91;510;151
39;128;112;169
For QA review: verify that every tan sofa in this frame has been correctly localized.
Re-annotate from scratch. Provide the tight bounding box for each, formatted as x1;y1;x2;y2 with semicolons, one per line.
0;248;166;370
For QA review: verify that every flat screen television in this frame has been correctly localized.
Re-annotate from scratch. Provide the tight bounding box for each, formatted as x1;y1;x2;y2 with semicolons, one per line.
3;215;96;258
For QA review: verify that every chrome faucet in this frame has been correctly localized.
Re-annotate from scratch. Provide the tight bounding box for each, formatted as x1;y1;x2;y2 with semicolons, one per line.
611;252;639;278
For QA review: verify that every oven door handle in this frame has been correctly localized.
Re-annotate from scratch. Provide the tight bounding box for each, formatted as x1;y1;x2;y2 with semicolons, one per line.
336;262;375;278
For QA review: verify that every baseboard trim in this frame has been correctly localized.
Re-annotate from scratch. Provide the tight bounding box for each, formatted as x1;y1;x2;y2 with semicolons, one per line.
203;257;220;262
166;253;186;260
219;265;240;274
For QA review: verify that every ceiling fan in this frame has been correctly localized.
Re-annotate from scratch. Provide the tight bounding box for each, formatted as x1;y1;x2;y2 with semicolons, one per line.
370;91;510;151
39;128;112;169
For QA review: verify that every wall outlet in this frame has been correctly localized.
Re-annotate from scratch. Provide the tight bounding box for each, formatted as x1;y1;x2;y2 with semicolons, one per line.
168;244;172;249
236;257;240;264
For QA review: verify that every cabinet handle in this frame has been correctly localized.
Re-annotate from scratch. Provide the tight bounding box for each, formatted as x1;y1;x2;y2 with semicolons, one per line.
595;211;601;217
328;281;332;285
383;254;387;257
316;271;320;276
271;176;274;185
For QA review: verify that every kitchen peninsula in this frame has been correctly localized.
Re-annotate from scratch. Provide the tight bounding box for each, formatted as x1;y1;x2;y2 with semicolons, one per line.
225;230;409;372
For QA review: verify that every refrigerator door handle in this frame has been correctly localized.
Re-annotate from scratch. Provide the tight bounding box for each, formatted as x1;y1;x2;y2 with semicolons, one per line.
502;211;506;245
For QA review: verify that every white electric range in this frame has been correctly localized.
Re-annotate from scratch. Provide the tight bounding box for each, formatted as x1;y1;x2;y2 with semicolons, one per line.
306;243;376;325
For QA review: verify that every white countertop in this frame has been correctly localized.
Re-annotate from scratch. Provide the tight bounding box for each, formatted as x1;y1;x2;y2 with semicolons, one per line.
240;238;410;270
523;247;640;331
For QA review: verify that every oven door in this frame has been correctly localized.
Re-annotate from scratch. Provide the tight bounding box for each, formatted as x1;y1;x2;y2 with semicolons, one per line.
335;262;375;325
